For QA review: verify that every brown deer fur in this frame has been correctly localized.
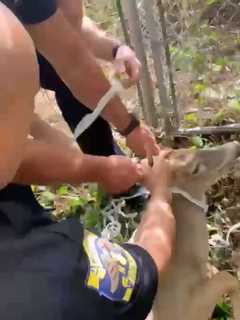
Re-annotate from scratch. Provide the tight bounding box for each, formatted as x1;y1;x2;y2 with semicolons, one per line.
141;142;240;320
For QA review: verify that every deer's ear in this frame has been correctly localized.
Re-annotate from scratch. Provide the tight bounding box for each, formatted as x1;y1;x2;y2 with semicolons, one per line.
172;151;195;167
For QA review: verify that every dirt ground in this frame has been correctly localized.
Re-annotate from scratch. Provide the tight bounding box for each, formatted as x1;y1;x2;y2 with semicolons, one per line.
35;90;73;137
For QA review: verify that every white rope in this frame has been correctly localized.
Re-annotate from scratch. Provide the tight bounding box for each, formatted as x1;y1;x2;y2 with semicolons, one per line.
101;189;148;240
101;186;209;240
100;184;240;249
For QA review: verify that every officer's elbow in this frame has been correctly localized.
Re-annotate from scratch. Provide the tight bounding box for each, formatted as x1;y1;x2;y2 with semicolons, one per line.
0;169;15;191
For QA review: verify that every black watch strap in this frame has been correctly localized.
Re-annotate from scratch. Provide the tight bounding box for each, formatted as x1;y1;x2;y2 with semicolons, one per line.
112;44;121;59
119;114;140;137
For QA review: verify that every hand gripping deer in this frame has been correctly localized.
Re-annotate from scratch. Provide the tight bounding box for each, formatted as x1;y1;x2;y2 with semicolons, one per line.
136;142;240;320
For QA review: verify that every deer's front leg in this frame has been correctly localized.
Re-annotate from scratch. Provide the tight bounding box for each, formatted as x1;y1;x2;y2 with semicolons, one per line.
189;271;240;320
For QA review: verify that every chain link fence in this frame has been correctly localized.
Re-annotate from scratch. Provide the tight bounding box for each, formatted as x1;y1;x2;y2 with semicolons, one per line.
117;0;240;136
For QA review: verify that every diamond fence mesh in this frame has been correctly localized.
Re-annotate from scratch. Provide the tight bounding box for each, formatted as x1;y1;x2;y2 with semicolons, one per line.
117;0;240;136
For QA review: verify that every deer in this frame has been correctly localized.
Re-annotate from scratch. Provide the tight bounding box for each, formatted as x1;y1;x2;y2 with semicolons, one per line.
135;141;240;320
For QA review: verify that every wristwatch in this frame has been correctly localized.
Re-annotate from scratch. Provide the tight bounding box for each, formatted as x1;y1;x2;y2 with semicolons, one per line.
119;113;140;137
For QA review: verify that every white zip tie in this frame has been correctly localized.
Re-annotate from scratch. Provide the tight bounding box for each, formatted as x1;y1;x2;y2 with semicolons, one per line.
74;78;125;139
172;187;208;213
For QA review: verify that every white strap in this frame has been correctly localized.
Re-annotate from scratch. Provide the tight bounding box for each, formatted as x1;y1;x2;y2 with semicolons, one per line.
171;187;208;213
74;78;125;139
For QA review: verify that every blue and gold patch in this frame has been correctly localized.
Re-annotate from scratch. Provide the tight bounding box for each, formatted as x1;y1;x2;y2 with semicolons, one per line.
83;231;137;303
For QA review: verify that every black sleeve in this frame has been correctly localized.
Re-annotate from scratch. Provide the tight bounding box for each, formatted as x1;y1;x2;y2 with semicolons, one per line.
114;243;158;320
15;0;58;24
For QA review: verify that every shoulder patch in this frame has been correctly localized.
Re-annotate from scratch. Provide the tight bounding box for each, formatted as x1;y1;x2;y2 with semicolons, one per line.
83;230;137;303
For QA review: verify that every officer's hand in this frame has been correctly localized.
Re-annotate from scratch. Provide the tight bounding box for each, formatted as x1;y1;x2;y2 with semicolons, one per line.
113;45;141;84
140;149;172;202
99;155;143;195
126;125;160;158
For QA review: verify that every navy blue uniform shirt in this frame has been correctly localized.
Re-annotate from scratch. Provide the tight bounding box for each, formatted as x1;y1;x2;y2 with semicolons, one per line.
1;0;57;24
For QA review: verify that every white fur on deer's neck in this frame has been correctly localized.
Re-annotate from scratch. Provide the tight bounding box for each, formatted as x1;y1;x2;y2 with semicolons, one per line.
171;187;208;213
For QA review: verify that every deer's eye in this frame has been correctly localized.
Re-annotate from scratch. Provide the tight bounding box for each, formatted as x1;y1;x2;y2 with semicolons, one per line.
192;163;201;175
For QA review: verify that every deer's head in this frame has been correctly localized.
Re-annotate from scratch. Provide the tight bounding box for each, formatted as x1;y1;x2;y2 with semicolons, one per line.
166;142;240;201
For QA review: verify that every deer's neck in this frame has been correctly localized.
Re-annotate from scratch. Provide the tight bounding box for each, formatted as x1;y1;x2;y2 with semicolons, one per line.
171;194;209;265
152;193;210;320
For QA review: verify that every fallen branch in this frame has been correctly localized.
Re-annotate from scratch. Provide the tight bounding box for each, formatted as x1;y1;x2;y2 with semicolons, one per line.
175;124;240;136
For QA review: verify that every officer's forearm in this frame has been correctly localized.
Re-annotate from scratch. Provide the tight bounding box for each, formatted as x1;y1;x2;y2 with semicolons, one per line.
135;197;176;273
58;0;119;61
13;139;109;186
61;49;131;132
81;16;119;61
27;9;131;132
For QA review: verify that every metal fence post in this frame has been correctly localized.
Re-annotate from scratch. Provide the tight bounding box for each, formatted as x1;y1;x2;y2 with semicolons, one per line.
116;0;145;119
116;0;240;137
156;0;179;128
121;0;158;128
142;0;176;133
